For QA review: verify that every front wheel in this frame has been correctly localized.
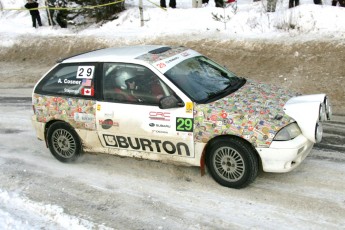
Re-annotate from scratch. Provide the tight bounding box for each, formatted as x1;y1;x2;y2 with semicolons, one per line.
47;122;82;162
206;137;259;189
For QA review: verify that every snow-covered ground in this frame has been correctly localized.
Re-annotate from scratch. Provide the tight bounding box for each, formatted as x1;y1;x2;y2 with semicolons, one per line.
0;0;345;44
1;0;345;229
0;95;345;229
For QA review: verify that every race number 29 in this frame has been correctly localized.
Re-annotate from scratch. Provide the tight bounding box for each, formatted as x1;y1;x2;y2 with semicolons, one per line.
77;66;95;79
176;117;193;132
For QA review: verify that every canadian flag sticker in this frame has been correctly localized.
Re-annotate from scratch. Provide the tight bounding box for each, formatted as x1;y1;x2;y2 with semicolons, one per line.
81;88;94;96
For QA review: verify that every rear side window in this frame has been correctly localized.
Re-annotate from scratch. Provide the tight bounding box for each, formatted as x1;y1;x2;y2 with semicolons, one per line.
35;63;96;98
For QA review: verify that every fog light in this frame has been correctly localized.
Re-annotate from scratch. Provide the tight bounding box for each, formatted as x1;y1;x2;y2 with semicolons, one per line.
297;146;304;155
326;105;332;120
319;104;326;121
324;97;332;120
315;123;323;143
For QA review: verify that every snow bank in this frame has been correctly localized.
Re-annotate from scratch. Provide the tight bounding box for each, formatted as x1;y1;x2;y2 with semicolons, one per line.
0;189;111;229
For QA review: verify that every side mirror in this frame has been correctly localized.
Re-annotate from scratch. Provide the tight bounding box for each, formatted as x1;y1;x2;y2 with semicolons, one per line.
159;95;184;109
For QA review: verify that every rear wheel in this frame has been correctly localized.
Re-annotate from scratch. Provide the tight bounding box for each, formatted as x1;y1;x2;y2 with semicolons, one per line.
206;137;258;189
47;122;81;162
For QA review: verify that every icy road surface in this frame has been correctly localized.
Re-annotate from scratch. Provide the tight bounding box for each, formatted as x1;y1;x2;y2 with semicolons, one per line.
0;90;345;230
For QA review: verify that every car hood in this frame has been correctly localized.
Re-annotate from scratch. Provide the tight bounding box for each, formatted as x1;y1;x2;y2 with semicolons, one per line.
194;79;299;147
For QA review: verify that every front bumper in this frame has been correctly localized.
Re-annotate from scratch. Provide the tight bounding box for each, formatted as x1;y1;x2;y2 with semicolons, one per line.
256;134;314;172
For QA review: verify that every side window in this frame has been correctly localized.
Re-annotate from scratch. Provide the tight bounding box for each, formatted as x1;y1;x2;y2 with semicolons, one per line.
35;64;96;97
103;63;172;105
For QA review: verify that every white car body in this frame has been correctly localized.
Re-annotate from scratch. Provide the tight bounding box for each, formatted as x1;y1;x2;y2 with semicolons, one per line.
31;45;331;188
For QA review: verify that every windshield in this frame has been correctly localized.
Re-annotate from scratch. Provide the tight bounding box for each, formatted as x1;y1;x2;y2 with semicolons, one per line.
164;56;245;103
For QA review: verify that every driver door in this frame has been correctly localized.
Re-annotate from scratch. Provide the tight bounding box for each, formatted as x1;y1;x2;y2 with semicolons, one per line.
96;62;195;159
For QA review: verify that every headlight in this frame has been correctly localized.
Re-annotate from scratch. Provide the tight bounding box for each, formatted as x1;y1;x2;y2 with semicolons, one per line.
315;122;323;143
274;123;301;141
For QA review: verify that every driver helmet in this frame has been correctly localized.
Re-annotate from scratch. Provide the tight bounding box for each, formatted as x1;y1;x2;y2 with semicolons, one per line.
114;68;134;90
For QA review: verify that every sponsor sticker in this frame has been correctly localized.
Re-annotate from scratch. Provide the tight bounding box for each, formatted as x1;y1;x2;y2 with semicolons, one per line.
149;111;170;121
149;123;171;128
84;123;96;129
186;102;193;113
82;79;92;86
176;117;193;132
104;111;114;118
81;88;94;96
58;79;82;85
156;63;166;69
152;49;199;73
74;113;95;123
152;130;169;134
102;134;191;156
76;66;95;79
181;52;190;57
99;119;119;129
64;88;79;95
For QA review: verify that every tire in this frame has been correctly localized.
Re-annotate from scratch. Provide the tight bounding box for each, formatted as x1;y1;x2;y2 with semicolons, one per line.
206;137;258;189
47;122;82;162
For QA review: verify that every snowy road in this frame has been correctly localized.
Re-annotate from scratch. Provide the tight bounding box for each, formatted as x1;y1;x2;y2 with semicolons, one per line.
0;91;345;229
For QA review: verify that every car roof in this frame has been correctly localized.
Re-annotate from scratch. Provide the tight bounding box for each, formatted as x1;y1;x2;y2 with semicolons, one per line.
60;45;168;63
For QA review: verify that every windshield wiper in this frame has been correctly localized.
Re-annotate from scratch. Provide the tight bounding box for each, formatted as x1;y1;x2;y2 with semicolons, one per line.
198;77;246;103
227;77;246;88
198;91;224;103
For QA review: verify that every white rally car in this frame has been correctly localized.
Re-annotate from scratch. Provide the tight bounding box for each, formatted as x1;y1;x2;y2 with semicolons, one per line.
31;45;331;188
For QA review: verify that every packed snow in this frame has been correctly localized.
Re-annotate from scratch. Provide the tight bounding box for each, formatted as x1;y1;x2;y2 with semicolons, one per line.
0;0;345;44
